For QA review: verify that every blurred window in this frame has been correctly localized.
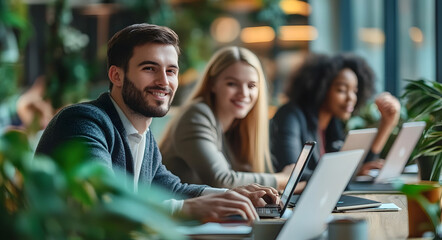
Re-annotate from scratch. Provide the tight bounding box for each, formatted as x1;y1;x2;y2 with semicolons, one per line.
310;0;436;95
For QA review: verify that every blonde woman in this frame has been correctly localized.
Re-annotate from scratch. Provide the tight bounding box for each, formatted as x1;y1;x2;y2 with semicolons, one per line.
160;46;293;191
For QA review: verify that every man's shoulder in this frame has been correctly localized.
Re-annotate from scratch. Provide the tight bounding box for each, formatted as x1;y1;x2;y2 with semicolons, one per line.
57;101;109;120
50;95;117;130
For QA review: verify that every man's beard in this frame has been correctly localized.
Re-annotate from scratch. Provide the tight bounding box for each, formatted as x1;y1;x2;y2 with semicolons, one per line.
122;76;173;117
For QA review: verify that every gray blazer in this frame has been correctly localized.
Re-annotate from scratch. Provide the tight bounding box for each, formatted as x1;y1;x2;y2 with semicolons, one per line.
161;100;277;188
36;92;206;199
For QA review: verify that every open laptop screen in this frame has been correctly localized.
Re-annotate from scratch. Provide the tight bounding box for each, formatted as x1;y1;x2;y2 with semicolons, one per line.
280;141;315;209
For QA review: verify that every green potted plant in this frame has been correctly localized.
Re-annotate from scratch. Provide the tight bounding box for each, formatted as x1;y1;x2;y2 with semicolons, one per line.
400;79;442;239
398;182;442;239
402;79;442;182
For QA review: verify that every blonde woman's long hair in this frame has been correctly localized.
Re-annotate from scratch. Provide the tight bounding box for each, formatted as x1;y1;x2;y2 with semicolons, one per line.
182;46;272;173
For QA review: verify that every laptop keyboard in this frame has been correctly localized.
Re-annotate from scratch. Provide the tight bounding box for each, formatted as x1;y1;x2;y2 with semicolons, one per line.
256;205;281;216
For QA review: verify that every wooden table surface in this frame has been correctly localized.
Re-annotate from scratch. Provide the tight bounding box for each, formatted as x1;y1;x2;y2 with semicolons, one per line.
187;193;434;240
334;193;409;240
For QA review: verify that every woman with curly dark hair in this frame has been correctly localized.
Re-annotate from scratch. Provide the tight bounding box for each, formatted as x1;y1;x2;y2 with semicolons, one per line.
270;53;400;182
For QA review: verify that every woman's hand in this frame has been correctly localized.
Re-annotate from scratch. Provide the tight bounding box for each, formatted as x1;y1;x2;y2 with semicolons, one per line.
371;92;401;153
375;92;400;129
358;159;385;176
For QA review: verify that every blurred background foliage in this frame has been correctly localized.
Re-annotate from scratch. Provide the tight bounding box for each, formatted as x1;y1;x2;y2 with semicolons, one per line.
45;0;91;109
0;0;31;99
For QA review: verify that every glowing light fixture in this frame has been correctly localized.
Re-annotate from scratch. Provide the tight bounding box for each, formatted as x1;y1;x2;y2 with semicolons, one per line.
222;0;262;12
279;0;311;16
409;27;424;43
211;17;241;43
358;28;385;45
279;25;318;41
241;26;275;43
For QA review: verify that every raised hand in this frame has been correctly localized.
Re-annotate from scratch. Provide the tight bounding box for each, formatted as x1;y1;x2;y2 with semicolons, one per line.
371;92;401;153
375;92;400;128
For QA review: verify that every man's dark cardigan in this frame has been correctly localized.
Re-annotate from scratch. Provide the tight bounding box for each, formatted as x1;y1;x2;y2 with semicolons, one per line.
36;92;205;199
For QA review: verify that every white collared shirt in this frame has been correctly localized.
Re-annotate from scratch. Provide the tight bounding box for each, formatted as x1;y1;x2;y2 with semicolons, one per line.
110;97;147;192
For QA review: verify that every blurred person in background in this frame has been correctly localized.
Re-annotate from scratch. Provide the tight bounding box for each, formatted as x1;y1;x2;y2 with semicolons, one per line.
270;53;400;182
0;76;53;134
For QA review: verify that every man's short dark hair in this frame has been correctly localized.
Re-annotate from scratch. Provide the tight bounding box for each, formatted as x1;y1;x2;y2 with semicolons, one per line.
107;23;180;90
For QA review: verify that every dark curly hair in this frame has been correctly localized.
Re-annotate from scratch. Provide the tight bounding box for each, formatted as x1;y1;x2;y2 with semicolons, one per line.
285;53;375;111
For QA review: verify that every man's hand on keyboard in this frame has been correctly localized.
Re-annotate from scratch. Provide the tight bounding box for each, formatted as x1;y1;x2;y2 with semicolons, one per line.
229;183;280;207
182;191;259;224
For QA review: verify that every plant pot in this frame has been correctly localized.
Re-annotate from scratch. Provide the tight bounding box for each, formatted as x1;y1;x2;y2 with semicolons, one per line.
406;181;442;238
417;156;436;181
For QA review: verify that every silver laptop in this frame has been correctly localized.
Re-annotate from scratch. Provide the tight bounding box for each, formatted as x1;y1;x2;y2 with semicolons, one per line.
347;121;426;192
256;141;315;218
276;150;365;240
341;128;378;178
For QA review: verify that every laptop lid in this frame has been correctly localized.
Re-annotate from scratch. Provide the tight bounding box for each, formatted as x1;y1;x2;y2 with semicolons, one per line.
276;150;364;240
340;128;378;179
277;141;315;217
374;121;426;183
341;128;378;162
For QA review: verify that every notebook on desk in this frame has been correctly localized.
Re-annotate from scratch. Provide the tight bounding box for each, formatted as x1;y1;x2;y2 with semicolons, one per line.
276;150;365;240
289;194;381;212
347;121;426;193
256;141;315;218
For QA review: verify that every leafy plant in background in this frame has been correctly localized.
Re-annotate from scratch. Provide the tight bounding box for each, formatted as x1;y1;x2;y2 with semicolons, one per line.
253;0;287;31
0;0;31;99
402;79;442;181
45;0;90;109
0;130;187;239
120;0;175;27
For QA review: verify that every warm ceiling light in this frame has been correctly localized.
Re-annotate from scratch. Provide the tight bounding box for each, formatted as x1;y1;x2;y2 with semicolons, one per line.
211;17;241;43
241;26;275;43
279;25;318;41
279;0;311;16
358;28;385;45
222;0;262;12
409;27;424;43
